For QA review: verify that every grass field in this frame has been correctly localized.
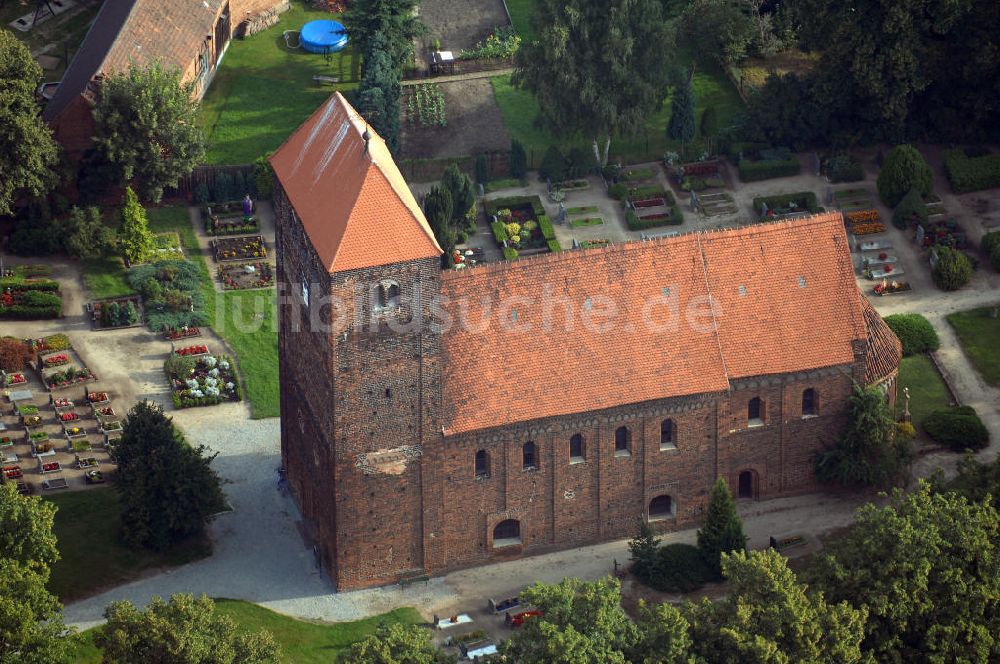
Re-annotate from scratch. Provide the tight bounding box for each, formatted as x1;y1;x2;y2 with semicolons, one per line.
45;488;210;602
81;255;134;300
896;354;952;427
947;307;1000;387
199;0;361;164
67;602;424;663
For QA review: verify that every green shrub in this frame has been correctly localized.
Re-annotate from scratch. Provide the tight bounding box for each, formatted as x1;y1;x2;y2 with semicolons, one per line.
877;145;933;207
923;406;990;451
634;543;711;593
892;187;928;230
825;153;864;182
738;157;801;182
943;149;1000;194
752;191;820;215
502;246;518;261
253;154;274;200
474;153;489;184
981;231;1000;272
608;183;629;200
538;145;567;182
510;140;527;179
538;215;555;240
547;239;561;252
884;314;940;356
932;246;973;291
0;278;59;292
490;221;508;244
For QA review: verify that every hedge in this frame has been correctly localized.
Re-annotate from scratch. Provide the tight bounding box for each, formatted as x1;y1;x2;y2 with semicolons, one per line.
626;206;683;231
502;247;518;261
547;239;562;252
539;215;555;240
490;220;508;244
982;231;1000;271
632;543;711;593
0;303;62;320
932;246;973;291
923;406;990;451
738;157;801;182
752;191;820;215
884;314;940;356
0;278;60;292
943;149;1000;194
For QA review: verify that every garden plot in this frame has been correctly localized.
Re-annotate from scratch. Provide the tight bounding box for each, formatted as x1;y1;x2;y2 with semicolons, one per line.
418;0;510;52
697;192;738;217
399;78;511;161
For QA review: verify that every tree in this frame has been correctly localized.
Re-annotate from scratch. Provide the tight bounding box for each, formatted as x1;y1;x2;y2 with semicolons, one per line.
931;246;973;291
474;153;489;185
630;601;692;664
686;550;868;663
337;622;454;663
538;145;567;182
700;106;718;155
440;164;474;222
627;517;660;579
503;577;639;663
681;0;754;67
696;478;746;578
118;187;155;266
0;337;31;373
510;139;527;179
0;29;59;216
938;452;1000;511
356;32;401;154
92;61;205;202
739;73;832;150
883;313;939;356
0;558;71;664
95;594;279;664
422;186;454;255
0;481;59;569
876;144;933;207
804;484;1000;663
666;74;696;157
891;186;928;230
344;0;423;70
816;383;910;487
513;0;675;166
115;401;226;550
63;206;116;259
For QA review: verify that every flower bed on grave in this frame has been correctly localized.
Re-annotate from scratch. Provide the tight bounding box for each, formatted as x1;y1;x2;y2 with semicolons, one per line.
3;465;23;479
17;404;39;417
201;203;260;236
212;236;267;262
69;438;91;453
32;440;55;456
30;334;70;354
87;391;110;406
90;296;144;329
873;280;911;296
919;219;968;250
45;366;95;390
580;239;612;249
40;461;61;474
846;209;885;235
94;406;115;419
76;455;98;469
53;397;73;410
59;412;79;423
86;469;105;484
218;261;274;290
100;420;122;434
0;436;13;447
176;344;209;357
23;415;42;428
164;326;202;340
166;353;242;409
29;431;49;443
43;354;70;368
4;372;27;386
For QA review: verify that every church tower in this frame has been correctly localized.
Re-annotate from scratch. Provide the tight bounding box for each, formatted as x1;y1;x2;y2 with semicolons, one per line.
271;93;443;590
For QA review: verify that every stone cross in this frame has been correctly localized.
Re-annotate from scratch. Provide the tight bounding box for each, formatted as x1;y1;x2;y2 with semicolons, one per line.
902;386;911;422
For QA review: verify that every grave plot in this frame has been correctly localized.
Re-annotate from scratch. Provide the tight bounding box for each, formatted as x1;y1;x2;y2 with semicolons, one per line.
663;159;727;192
165;350;242;409
697;192;739;217
831;187;875;211
845;209;887;236
626;188;683;230
485;195;560;260
37;346;96;391
201;202;260;236
212;236;268;262
218;261;274;290
89;295;144;330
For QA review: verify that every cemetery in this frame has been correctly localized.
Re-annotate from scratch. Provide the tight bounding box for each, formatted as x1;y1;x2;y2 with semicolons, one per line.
165;347;243;409
88;295;144;330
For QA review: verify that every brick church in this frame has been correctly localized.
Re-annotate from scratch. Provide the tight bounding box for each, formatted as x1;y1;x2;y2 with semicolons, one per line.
270;93;901;591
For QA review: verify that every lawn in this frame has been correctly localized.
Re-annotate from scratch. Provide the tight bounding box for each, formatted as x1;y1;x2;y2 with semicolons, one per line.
506;0;540;42
199;0;361;164
45;487;210;602
947;307;1000;387
896;354;952;427
67;602;423;663
570;217;604;228
81;206;280;418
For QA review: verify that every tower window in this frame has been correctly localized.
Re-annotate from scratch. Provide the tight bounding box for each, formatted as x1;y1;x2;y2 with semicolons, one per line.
748;397;764;426
569;433;584;462
660;419;675;450
475;450;490;479
614;426;630;456
522;441;538;470
802;388;818;417
376;280;400;310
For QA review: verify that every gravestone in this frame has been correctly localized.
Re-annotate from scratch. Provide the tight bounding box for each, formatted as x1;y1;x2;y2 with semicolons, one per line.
690;191;698;211
557;202;566;224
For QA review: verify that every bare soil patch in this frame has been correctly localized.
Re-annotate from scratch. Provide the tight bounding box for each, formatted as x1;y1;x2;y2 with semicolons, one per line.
417;0;510;52
399;78;511;160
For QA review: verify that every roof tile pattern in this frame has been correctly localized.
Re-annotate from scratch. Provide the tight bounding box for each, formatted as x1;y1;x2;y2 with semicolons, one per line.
440;214;870;434
271;93;441;272
861;297;903;384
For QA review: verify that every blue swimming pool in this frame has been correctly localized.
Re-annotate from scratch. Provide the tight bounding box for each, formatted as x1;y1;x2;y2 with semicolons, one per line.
300;19;348;54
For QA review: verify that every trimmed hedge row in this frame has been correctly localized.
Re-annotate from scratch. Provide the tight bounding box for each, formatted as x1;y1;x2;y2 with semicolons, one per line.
884;314;940;356
738;157;801;182
943;149;1000;194
982;231;1000;271
0;289;62;319
752;191;820;214
0;278;60;292
923;406;990;451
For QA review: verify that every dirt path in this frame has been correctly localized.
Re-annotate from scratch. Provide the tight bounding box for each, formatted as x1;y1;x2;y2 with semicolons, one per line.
401;67;514;86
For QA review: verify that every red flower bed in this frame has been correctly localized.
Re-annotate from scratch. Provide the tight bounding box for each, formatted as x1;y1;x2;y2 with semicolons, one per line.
53;397;73;408
88;391;109;403
3;466;23;479
681;161;719;177
176;344;209;356
41;462;60;473
97;406;115;417
633;198;665;208
60;412;79;422
43;354;69;367
165;327;200;340
7;373;26;385
639;213;673;222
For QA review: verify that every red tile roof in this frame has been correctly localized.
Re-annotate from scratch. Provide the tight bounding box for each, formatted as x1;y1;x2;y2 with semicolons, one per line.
440;213;871;435
861;297;902;384
270;93;442;272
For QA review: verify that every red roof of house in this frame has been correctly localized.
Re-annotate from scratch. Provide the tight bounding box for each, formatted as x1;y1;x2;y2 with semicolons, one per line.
439;213;870;435
270;92;442;272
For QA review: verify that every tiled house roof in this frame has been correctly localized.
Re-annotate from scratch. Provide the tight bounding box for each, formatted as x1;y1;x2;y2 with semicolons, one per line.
861;297;902;384
43;0;223;123
439;213;871;435
270;92;442;272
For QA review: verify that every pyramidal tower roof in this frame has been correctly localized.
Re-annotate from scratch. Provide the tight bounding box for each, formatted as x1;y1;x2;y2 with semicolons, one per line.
270;92;442;272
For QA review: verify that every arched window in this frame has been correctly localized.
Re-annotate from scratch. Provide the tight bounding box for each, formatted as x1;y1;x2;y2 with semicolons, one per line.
475;450;490;479
386;282;400;307
614;426;630;455
802;388;817;417
648;494;675;520
748;397;764;426
522;441;538;470
660;419;675;449
569;433;584;462
493;519;521;547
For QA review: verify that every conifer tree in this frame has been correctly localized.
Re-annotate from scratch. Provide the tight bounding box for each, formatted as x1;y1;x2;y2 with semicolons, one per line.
667;74;697;157
697;478;747;578
118;186;155;265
